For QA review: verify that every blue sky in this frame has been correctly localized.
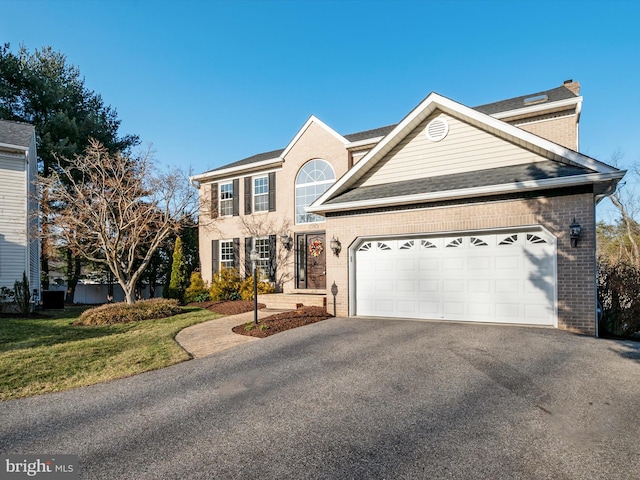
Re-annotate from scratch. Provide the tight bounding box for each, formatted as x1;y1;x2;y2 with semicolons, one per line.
2;0;639;218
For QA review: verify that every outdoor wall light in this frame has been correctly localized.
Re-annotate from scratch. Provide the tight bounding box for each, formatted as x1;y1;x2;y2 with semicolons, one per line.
329;237;342;257
280;234;293;251
569;217;582;248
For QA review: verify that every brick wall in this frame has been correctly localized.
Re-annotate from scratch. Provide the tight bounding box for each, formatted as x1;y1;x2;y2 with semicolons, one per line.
514;114;578;150
325;192;597;335
197;120;350;285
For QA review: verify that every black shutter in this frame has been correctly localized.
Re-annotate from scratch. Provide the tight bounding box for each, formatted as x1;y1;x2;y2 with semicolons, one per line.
211;240;219;276
244;177;252;215
232;238;240;270
269;234;276;282
210;183;218;219
268;172;276;212
244;237;253;278
232;179;239;216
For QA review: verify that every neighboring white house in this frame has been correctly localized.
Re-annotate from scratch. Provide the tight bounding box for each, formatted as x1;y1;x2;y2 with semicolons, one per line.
0;120;40;298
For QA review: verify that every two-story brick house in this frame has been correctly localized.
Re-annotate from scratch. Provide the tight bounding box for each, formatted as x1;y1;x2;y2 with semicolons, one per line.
192;81;625;335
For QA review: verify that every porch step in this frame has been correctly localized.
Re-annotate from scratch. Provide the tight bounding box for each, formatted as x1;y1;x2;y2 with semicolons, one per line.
258;293;327;310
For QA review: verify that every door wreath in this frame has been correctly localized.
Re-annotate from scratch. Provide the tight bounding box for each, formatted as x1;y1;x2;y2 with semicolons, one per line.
309;239;324;257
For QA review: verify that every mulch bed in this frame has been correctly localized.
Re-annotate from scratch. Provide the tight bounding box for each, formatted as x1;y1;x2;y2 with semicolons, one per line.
188;300;333;338
231;306;333;338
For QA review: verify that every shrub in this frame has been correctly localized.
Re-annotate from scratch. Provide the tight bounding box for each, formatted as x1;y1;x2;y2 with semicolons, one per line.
184;271;210;304
209;267;242;301
13;272;32;316
74;298;184;326
597;260;640;337
239;273;275;301
0;286;14;313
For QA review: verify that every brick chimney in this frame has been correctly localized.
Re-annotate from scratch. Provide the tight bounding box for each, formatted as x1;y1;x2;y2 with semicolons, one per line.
563;79;581;96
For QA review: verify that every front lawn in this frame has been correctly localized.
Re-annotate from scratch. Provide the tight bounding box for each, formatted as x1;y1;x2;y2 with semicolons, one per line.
0;307;219;400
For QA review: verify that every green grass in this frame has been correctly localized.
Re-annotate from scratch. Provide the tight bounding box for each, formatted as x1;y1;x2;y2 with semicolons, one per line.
0;307;220;400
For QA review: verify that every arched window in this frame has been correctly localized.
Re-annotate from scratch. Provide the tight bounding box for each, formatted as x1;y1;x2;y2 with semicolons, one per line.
295;159;335;224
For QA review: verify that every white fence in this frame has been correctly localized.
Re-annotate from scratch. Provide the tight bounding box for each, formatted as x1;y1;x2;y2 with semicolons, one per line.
46;284;164;305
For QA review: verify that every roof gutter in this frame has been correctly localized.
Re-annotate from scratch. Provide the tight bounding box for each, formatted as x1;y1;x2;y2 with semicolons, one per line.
190;157;283;183
490;96;583;120
345;136;386;149
308;171;626;214
0;142;29;153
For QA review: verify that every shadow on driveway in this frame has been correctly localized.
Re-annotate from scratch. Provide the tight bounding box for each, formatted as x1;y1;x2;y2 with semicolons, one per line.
1;318;639;479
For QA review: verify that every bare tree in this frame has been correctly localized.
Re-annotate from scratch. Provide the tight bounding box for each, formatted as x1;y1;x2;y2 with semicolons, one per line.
601;149;640;266
240;214;294;291
40;140;197;304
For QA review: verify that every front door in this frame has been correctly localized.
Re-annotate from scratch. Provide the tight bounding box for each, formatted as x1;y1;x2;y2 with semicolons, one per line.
296;233;326;289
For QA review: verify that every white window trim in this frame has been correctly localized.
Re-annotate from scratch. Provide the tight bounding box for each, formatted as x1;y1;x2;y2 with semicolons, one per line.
295;159;336;224
253;236;271;275
253;175;269;213
219;182;234;217
220;239;235;270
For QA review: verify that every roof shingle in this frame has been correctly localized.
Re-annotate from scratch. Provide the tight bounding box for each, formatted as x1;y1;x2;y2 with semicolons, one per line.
0;119;34;148
324;161;594;205
473;85;578;116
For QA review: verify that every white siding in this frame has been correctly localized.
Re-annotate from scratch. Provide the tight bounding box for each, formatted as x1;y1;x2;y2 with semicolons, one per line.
0;152;28;290
27;136;40;292
358;111;548;188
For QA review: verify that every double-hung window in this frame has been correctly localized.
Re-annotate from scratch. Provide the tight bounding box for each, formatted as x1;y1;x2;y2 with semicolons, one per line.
253;176;269;212
254;237;271;276
220;240;235;270
219;182;234;216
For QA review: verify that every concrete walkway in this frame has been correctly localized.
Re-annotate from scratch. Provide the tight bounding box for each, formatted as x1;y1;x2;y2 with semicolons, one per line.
176;308;287;358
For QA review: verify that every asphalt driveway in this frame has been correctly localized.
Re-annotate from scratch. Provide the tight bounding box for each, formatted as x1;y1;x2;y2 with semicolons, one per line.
1;318;640;479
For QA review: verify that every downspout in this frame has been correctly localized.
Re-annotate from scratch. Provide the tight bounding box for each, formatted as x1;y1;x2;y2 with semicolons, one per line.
593;180;618;338
593;197;599;338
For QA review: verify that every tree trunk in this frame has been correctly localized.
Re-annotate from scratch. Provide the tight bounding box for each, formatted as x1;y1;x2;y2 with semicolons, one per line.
41;253;49;292
123;287;136;304
65;251;82;304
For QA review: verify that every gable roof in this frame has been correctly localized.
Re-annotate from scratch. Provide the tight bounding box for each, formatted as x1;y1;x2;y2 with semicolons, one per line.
279;115;348;159
192;115;347;182
194;83;585;182
308;92;624;213
0;119;35;151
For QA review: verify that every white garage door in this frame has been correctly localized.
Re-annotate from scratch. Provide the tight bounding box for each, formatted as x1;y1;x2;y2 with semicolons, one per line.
354;230;556;325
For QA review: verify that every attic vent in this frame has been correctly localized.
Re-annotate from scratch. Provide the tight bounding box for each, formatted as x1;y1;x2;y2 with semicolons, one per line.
523;94;549;106
425;118;449;142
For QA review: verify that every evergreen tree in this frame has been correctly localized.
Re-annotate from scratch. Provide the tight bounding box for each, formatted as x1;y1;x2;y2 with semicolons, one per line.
167;236;187;302
0;43;139;295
